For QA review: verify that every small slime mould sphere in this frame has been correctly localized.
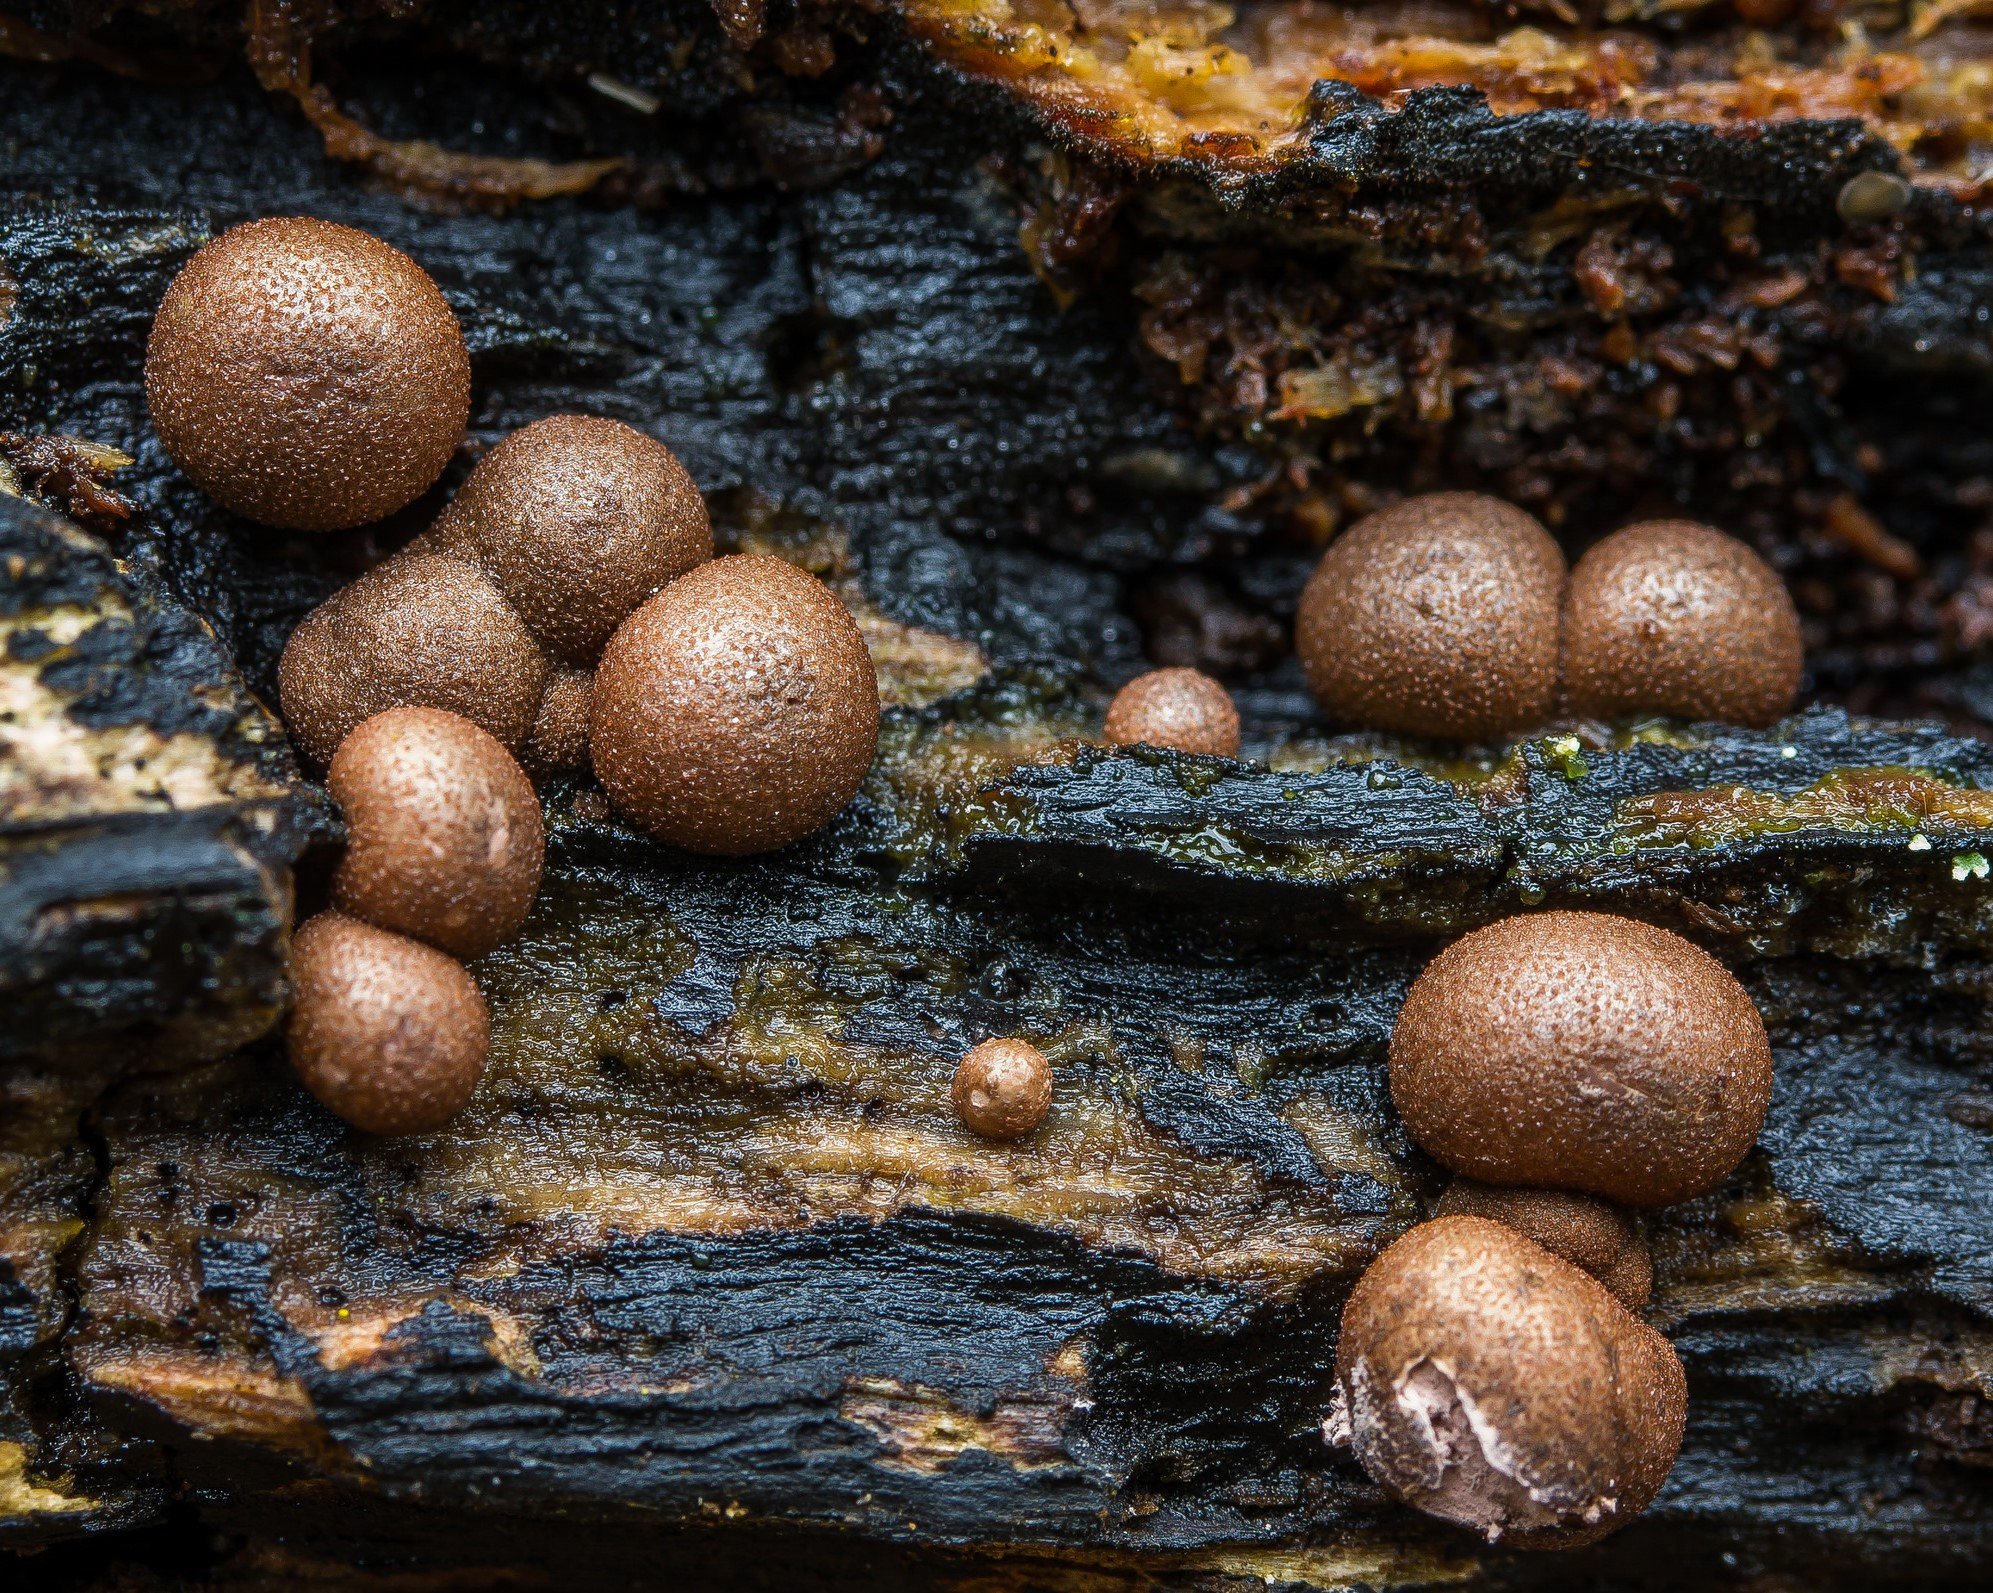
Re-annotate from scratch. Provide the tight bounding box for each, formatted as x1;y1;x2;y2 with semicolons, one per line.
145;218;468;530
1104;668;1241;758
1295;493;1565;741
952;1038;1053;1139
287;912;489;1136
278;553;549;768
1435;1180;1652;1311
1389;911;1773;1207
1562;519;1804;728
427;414;712;667
590;555;879;855
1328;1216;1686;1548
521;668;594;779
327;707;545;960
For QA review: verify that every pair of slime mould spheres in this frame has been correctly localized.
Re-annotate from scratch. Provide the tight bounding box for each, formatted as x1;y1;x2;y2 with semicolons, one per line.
146;217;1797;1548
1337;909;1775;1546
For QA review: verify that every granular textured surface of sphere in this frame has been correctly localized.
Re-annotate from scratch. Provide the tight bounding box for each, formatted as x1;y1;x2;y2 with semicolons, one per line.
1435;1180;1652;1311
327;706;545;959
1104;667;1241;758
1328;1216;1686;1547
429;414;712;666
278;553;548;768
952;1038;1053;1139
1390;912;1772;1207
1562;520;1803;728
145;218;469;530
521;668;594;778
1294;493;1566;741
287;912;489;1135
590;555;880;854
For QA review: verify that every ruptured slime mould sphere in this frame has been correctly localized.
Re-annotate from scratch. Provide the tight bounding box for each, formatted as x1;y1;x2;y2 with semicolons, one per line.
427;414;713;667
1295;493;1566;742
327;706;545;960
287;912;490;1136
145;218;469;531
1389;911;1773;1207
1328;1216;1686;1547
1562;520;1805;728
1104;667;1242;758
278;552;549;768
590;555;880;855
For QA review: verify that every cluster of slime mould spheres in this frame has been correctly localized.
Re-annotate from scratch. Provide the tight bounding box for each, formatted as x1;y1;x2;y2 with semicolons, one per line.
4;1;1993;1588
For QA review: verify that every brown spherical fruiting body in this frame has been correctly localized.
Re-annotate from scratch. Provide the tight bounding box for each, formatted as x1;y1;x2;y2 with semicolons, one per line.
1104;667;1241;759
590;555;880;855
145;218;468;530
287;912;489;1135
1294;493;1565;741
521;668;594;778
428;415;712;666
278;552;549;768
327;706;545;959
1328;1216;1686;1547
952;1038;1053;1140
1390;912;1773;1207
1435;1180;1652;1311
1562;520;1804;728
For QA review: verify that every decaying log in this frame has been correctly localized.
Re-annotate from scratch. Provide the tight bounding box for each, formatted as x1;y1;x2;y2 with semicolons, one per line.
0;491;323;1553
2;1;1992;1587
11;689;1993;1589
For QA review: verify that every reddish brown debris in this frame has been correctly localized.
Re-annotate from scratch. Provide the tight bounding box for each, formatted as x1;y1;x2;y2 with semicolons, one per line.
0;433;136;534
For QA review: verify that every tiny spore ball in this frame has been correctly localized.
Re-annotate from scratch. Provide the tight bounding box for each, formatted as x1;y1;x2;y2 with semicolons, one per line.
952;1038;1053;1140
1328;1216;1686;1547
590;555;880;855
428;414;713;667
278;552;549;768
521;668;594;779
1434;1180;1652;1311
145;218;469;531
287;912;490;1136
1294;493;1565;741
327;706;545;960
1389;911;1772;1207
1562;519;1804;728
1104;668;1241;759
